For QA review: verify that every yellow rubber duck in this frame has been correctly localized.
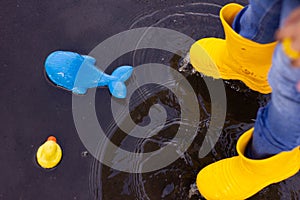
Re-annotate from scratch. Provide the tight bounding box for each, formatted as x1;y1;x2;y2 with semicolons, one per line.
36;136;62;169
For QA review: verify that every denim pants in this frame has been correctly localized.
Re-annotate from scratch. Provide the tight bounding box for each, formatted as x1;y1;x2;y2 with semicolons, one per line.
233;0;300;158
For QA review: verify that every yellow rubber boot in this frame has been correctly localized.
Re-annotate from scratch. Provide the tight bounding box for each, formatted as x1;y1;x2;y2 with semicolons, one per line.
197;128;300;200
190;3;277;94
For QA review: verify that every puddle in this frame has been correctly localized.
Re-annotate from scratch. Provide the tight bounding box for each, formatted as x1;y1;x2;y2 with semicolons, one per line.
4;0;298;199
84;2;300;200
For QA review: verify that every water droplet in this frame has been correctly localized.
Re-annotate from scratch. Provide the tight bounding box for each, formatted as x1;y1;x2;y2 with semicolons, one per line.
81;151;88;157
57;72;65;77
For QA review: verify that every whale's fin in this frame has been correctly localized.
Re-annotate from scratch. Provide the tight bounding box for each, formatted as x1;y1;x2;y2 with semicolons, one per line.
82;55;96;65
72;87;88;95
108;81;127;98
108;65;133;98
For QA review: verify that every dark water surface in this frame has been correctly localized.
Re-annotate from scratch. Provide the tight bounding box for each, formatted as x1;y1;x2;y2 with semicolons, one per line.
1;0;300;199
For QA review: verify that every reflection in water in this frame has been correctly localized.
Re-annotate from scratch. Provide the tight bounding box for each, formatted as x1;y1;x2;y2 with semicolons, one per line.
88;2;300;200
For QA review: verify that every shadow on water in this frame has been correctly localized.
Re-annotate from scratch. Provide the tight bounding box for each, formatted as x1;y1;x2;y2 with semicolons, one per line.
87;2;300;200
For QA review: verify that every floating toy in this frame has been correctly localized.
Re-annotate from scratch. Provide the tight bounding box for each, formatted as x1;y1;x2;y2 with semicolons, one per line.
36;136;62;169
45;51;133;98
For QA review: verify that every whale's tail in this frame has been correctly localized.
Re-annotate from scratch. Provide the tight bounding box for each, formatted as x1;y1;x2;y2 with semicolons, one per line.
107;65;133;99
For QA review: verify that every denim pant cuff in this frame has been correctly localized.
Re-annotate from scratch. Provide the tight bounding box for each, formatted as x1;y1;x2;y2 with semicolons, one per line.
249;45;300;159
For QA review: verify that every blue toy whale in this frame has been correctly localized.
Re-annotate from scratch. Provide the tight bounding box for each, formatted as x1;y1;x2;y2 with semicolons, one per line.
45;51;133;98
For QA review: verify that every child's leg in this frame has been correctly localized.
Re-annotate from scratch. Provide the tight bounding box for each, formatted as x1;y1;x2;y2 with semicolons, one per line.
248;0;300;159
195;1;300;199
233;0;282;44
